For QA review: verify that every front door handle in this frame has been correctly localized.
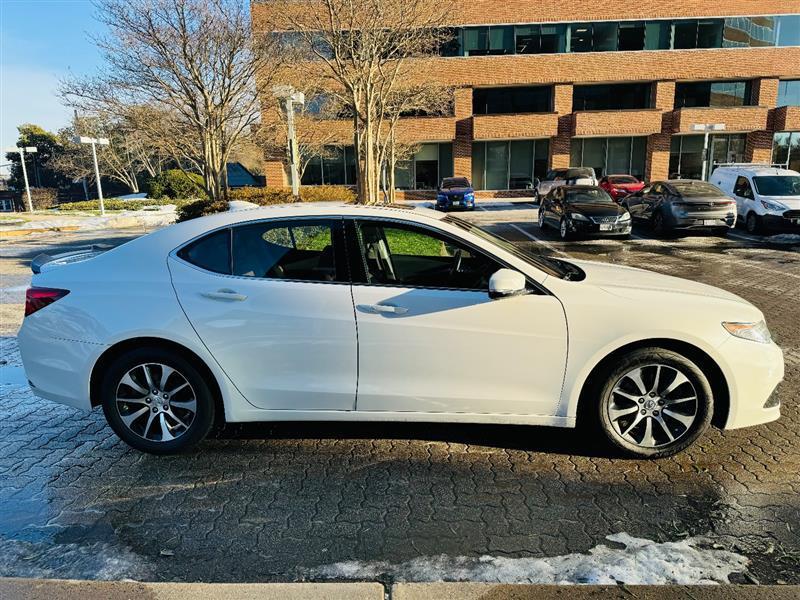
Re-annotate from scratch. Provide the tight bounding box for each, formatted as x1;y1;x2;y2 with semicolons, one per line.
202;289;248;302
357;303;408;315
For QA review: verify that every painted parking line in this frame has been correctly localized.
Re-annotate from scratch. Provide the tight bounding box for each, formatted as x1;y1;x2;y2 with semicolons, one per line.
476;205;571;257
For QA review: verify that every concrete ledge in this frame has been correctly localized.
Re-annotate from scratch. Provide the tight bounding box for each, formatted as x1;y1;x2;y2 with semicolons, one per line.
0;579;384;600
392;583;800;600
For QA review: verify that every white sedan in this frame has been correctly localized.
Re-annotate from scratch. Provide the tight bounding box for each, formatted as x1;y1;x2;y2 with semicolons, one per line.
18;204;783;458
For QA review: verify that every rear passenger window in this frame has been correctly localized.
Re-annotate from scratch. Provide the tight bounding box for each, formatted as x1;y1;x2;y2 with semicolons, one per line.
178;228;231;274
232;219;342;282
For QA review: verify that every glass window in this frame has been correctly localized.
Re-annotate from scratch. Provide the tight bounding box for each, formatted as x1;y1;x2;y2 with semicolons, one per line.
395;160;413;190
570;24;593;52
674;81;752;108
593;22;619;52
471;142;485;190
571;136;646;179
777;15;800;47
673;20;699;49
322;147;346;185
438;143;454;180
472;139;549;190
232;220;342;282
777;80;800;107
733;176;754;198
607;137;633;175
540;24;566;53
473;86;552;114
723;16;777;48
302;155;323;186
178;229;231;274
618;22;646;51
509;141;534;190
697;20;723;48
463;26;513;55
772;132;800;172
752;176;800;196
485;141;509;190
573;83;652;110
645;21;672;50
515;25;540;54
355;221;501;290
671;181;725;197
534;139;549;181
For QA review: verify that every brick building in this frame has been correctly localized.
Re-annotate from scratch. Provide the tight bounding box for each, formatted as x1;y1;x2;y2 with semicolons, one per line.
251;1;800;197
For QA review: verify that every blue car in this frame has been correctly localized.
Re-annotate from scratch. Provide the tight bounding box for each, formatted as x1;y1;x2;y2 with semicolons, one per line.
436;177;475;211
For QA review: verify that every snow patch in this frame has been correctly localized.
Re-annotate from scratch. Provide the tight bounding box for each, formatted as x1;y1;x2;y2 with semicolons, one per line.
309;533;748;585
765;233;800;244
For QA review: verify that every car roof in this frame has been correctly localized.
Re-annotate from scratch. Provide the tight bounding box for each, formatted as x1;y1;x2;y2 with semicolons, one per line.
712;166;800;177
560;184;602;190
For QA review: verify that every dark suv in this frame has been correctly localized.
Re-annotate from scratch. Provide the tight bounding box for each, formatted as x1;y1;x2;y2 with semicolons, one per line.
436;177;475;211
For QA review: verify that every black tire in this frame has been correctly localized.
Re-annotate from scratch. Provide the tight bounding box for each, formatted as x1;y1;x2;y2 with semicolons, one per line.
538;209;548;230
651;211;667;236
592;347;713;459
101;347;215;454
745;212;761;235
559;217;572;240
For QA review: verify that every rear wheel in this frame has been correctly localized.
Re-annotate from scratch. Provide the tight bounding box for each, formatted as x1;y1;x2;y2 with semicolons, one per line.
594;348;713;458
538;209;547;230
101;347;215;454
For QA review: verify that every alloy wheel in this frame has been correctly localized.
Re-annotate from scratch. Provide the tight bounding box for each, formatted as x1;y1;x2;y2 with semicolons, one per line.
606;364;699;449
538;210;545;229
560;218;568;239
115;363;197;442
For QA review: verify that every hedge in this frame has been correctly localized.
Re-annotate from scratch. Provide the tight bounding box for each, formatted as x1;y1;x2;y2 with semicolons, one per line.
147;169;206;200
57;198;188;212
29;188;59;210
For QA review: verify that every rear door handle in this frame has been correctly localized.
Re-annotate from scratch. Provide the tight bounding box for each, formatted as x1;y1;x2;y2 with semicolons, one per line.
357;303;408;315
202;289;248;302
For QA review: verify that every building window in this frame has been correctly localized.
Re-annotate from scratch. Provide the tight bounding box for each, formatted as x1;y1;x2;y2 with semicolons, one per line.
472;139;550;190
674;81;753;108
669;134;746;180
672;19;724;49
515;24;567;54
569;137;647;180
301;146;356;186
772;132;800;172
776;15;800;47
573;83;652;111
618;22;646;50
394;143;453;190
473;86;552;115
777;80;800;107
462;26;514;56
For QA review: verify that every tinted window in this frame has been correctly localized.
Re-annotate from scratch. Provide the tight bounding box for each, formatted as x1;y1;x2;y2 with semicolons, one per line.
566;168;595;179
671;182;724;197
752;176;800;196
565;188;614;203
733;176;753;197
178;229;231;274
473;86;552;114
232;219;342;282
441;177;470;189
674;81;752;108
573;83;652;110
356;221;501;290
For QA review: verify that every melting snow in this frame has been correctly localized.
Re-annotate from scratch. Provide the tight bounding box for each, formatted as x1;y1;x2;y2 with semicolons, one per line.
310;533;749;585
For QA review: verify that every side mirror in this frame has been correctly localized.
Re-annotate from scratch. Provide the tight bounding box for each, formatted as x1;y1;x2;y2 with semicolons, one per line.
489;269;527;300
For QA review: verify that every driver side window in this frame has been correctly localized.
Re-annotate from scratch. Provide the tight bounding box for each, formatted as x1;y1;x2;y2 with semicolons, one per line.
734;176;753;199
355;221;503;291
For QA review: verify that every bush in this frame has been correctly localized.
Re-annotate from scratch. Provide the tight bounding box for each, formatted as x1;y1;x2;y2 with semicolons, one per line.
57;198;187;211
29;188;58;210
147;169;206;199
176;198;228;222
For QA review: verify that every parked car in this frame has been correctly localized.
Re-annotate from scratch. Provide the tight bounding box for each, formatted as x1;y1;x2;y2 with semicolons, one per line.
19;204;782;458
710;165;800;234
599;174;645;202
539;185;632;240
623;180;736;235
436;177;475;211
535;167;597;202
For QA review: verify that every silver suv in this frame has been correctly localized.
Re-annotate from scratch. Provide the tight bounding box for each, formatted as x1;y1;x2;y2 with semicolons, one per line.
536;167;598;202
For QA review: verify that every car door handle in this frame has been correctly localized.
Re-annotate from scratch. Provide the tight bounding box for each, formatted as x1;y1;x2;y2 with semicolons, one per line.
202;289;248;302
357;303;408;315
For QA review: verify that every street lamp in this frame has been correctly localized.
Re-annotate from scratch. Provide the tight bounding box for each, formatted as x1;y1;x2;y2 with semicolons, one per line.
691;123;726;181
273;85;305;197
3;146;37;212
73;136;110;215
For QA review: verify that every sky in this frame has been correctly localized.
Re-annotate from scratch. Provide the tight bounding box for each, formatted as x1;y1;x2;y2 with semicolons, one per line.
1;0;105;168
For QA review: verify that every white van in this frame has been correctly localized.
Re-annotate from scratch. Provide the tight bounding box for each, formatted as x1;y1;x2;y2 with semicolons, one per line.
711;165;800;234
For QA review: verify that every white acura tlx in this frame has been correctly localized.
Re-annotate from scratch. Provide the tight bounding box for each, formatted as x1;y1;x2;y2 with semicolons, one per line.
18;203;783;457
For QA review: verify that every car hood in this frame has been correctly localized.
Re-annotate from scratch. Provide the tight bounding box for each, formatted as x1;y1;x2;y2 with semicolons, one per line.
759;195;800;209
567;202;627;217
610;182;644;189
567;259;752;306
440;187;473;195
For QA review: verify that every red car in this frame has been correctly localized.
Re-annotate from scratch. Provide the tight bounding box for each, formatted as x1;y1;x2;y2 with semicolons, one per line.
600;175;645;202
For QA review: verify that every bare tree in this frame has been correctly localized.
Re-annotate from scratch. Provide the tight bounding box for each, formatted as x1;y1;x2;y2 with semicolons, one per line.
267;0;451;204
61;0;283;200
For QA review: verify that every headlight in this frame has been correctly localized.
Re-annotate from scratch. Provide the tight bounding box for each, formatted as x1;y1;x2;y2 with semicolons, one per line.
761;200;787;213
619;212;631;222
722;320;772;344
570;212;589;221
465;193;474;200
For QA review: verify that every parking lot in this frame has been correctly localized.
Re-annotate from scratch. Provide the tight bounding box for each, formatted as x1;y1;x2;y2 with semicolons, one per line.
0;204;799;585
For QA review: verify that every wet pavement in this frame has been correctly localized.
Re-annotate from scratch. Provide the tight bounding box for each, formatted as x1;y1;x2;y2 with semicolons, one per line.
0;210;798;584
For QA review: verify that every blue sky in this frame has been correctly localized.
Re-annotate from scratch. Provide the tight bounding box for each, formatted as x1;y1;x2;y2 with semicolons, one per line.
1;0;105;155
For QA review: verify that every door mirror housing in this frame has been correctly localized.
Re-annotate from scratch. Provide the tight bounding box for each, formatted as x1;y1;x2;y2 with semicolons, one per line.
489;269;527;300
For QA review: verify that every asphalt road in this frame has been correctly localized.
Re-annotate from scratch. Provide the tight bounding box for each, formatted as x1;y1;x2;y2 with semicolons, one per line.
0;209;798;585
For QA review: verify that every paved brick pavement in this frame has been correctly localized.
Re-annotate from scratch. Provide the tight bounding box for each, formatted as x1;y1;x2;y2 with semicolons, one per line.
0;214;798;584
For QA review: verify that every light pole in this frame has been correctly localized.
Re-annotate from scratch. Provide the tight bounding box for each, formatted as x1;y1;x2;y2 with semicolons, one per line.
73;136;110;215
691;123;726;181
273;86;305;197
3;146;37;212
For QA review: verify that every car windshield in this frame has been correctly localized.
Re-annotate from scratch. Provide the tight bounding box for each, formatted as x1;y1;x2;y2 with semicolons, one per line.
565;188;614;204
566;168;594;179
608;176;638;184
441;177;470;189
752;176;800;196
443;216;581;280
671;181;724;198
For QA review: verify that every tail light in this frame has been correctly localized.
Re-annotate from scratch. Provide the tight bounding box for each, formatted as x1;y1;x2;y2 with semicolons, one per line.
25;287;70;317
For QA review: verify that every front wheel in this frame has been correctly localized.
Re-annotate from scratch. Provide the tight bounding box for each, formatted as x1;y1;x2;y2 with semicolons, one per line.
538;209;547;230
559;217;572;240
651;211;667;236
745;212;762;235
101;347;216;454
595;348;713;458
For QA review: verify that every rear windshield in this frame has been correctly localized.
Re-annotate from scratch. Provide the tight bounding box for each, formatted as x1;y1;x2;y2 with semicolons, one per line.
441;177;470;189
608;176;638;184
566;168;594;179
752;175;800;197
565;188;614;203
671;181;724;198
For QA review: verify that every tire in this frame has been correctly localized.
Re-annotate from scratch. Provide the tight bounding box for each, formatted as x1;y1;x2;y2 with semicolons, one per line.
651;211;667;236
593;347;713;459
559;217;572;240
101;347;216;454
538;209;547;230
745;212;761;235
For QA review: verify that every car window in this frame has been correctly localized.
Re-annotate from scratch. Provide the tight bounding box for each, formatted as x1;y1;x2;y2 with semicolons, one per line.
671;181;724;197
734;176;754;198
355;220;502;291
564;188;614;203
651;184;663;195
609;175;638;184
752;175;800;196
178;228;231;274
232;219;343;282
